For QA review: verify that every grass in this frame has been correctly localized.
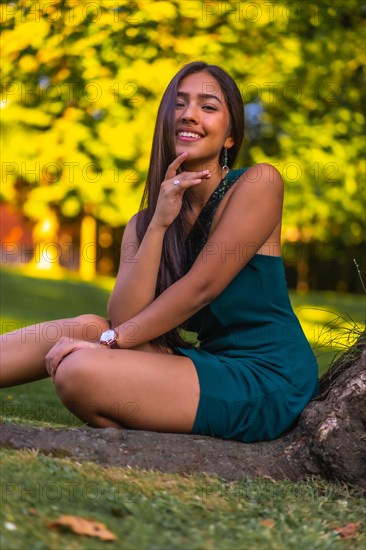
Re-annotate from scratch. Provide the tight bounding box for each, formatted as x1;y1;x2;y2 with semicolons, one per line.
1;449;365;550
290;290;365;376
0;265;111;327
0;266;365;549
1;267;111;428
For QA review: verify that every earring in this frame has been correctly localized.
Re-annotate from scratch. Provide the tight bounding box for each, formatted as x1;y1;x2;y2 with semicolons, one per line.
222;147;229;171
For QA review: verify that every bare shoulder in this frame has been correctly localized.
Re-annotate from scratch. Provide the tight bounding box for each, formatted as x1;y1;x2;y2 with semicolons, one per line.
237;163;284;195
122;209;146;240
126;209;143;227
220;162;284;223
120;210;146;263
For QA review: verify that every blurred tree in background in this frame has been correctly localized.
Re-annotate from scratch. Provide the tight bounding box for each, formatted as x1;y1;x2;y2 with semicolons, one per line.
1;0;364;289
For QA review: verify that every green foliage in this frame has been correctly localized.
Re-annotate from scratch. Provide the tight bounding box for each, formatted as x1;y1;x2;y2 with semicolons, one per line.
1;0;364;247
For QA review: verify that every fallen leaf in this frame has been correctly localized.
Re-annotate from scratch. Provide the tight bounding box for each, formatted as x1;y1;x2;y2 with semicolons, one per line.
49;515;117;541
334;522;362;539
260;519;275;529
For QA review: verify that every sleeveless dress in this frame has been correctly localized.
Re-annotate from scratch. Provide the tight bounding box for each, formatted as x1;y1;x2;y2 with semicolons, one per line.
175;167;319;443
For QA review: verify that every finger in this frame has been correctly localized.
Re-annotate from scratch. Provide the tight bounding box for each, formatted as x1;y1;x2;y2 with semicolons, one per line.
169;168;211;187
50;349;72;381
49;340;100;381
45;338;74;377
46;351;60;380
165;152;188;180
45;356;52;377
45;348;59;377
170;177;204;190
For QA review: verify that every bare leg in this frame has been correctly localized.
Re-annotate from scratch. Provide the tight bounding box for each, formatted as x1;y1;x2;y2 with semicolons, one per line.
0;314;109;388
54;348;200;433
0;314;173;388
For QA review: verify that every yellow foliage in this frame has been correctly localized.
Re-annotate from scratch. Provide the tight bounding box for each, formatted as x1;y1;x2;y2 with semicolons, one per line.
55;68;71;81
2;103;51;127
1;21;49;55
18;55;39;73
36;47;64;65
139;1;177;21
0;0;363;253
173;35;217;57
179;1;203;19
345;174;357;194
98;121;136;160
61;197;81;218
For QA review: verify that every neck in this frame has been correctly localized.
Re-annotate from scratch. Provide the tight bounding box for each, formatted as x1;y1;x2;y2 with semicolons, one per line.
182;162;229;207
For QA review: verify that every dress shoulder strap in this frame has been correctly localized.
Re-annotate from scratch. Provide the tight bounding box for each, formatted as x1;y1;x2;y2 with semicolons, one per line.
185;167;248;269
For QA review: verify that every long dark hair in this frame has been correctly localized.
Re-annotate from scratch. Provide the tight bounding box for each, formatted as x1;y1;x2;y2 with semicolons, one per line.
136;61;244;350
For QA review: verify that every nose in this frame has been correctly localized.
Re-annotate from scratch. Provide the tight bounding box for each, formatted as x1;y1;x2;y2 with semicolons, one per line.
179;102;199;123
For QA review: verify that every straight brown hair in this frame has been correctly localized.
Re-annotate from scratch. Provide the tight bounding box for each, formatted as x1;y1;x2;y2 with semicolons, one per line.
136;61;245;350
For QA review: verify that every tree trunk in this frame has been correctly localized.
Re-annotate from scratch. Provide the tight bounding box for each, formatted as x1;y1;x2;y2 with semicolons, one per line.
276;330;366;488
1;332;365;489
296;243;309;291
79;214;97;281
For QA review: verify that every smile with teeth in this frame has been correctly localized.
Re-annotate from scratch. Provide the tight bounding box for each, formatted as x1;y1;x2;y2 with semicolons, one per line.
177;131;203;140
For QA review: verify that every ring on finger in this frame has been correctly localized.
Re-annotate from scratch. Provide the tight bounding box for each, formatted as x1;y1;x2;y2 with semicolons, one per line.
173;178;180;185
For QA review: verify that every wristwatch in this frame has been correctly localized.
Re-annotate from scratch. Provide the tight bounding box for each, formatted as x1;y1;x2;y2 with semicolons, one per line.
99;328;119;349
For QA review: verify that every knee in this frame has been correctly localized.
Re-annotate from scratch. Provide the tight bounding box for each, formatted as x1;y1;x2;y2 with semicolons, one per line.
72;314;109;341
54;349;90;402
54;350;100;422
74;313;107;327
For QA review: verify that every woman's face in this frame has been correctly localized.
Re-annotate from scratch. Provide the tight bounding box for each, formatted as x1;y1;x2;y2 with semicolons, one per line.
175;71;234;169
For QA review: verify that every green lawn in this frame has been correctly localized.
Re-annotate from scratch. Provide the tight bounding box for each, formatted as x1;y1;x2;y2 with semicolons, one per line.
1;448;365;550
0;267;365;549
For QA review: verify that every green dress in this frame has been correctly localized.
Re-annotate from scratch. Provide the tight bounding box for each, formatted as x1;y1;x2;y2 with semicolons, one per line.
176;168;319;443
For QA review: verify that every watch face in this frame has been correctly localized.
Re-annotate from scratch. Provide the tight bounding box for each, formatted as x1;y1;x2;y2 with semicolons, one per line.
100;329;118;348
103;330;115;341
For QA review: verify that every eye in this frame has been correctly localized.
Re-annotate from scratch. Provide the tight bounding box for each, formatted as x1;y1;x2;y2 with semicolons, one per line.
176;101;185;108
202;105;217;111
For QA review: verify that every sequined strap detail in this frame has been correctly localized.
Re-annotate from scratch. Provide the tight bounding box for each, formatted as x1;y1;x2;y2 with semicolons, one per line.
185;167;248;269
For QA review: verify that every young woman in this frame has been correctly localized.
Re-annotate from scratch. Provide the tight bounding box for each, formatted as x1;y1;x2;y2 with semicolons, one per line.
0;62;319;442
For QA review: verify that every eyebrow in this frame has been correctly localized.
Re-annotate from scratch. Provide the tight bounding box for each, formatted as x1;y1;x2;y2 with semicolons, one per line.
177;91;222;104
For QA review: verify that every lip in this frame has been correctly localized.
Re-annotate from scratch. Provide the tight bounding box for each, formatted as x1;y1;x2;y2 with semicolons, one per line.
177;135;202;142
176;128;204;142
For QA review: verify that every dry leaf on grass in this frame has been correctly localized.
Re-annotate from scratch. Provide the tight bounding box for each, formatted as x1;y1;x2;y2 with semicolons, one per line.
49;515;117;541
260;519;275;529
334;522;362;539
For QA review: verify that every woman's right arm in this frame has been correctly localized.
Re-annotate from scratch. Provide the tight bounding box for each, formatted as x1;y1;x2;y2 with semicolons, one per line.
107;212;167;327
108;152;210;327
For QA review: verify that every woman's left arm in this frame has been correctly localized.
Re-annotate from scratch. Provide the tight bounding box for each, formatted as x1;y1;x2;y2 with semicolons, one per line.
116;163;284;348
